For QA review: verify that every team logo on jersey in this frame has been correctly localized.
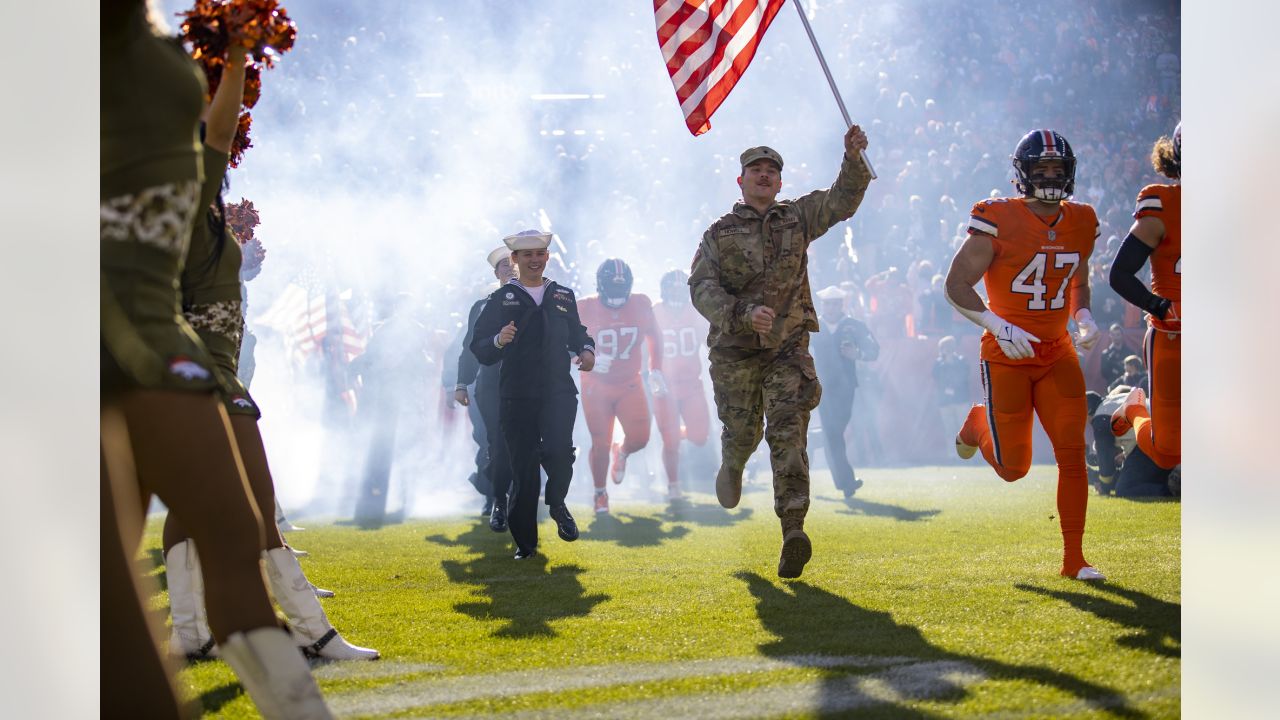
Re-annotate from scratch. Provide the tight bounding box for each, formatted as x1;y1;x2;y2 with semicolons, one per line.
230;395;254;409
168;356;211;381
1047;230;1056;242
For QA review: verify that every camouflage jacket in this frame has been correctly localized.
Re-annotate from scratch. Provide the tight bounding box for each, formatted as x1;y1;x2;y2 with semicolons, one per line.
689;152;872;350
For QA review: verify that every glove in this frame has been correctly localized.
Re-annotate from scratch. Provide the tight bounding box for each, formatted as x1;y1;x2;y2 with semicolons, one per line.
593;352;614;374
648;369;668;398
1073;308;1100;351
981;310;1040;361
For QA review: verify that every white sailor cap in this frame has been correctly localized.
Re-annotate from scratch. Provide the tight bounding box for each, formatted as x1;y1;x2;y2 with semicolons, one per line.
486;246;509;268
503;229;553;252
815;285;847;301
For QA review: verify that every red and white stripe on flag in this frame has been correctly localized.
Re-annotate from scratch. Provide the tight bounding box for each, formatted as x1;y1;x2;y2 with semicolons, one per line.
654;0;787;136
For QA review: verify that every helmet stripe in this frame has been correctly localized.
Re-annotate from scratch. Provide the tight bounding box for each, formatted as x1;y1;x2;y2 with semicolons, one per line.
1041;129;1055;153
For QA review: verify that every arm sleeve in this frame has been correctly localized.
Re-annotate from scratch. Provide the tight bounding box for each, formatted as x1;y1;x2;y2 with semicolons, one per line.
565;297;595;355
689;230;753;334
1108;233;1170;318
455;300;484;386
643;299;663;372
470;294;505;366
792;152;873;243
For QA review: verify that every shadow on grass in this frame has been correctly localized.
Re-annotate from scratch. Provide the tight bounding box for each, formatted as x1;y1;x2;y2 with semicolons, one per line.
585;512;691;547
832;496;942;523
737;571;1145;718
429;524;609;638
661;499;754;528
1014;583;1180;658
198;681;245;717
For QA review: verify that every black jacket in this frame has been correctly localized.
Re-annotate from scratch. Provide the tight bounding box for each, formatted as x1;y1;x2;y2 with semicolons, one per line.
470;279;594;399
811;315;878;391
456;297;499;389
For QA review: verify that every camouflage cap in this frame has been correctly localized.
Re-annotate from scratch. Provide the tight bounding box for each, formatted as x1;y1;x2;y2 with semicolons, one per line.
486;246;509;268
740;146;783;170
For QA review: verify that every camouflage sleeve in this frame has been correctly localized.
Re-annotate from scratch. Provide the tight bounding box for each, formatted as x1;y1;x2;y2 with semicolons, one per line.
689;229;753;335
792;152;872;243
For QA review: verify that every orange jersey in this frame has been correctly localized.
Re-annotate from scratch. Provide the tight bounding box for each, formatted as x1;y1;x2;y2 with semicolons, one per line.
578;293;662;383
1134;183;1181;330
652;300;707;385
968;198;1098;365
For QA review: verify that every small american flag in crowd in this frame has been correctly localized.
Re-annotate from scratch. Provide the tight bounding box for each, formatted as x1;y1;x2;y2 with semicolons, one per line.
254;267;369;367
654;0;787;135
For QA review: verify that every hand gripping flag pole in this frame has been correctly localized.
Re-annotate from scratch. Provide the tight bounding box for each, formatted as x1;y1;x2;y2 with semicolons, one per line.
790;0;877;178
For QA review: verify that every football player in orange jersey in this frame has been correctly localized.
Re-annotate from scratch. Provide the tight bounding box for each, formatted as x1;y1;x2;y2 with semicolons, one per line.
1108;123;1181;471
577;259;666;513
651;269;712;500
945;129;1106;581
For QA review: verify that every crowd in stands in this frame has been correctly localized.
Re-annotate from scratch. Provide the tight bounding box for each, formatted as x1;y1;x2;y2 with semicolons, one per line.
239;0;1179;471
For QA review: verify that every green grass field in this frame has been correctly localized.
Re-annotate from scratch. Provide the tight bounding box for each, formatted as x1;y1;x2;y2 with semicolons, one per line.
141;465;1180;719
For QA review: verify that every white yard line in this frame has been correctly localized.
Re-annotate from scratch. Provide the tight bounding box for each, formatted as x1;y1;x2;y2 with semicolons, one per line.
326;654;927;717
388;660;987;719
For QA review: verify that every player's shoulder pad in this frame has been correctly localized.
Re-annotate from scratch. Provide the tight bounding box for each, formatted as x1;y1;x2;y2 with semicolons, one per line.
967;197;1007;236
631;292;654;308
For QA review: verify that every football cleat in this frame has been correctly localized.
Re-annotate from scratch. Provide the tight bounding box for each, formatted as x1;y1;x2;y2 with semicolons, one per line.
955;405;985;460
1110;387;1147;436
593;491;610;514
609;443;628;484
1074;566;1107;581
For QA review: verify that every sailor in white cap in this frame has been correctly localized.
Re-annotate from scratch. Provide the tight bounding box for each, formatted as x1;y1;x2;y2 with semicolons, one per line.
455;246;518;530
811;285;878;500
470;229;596;559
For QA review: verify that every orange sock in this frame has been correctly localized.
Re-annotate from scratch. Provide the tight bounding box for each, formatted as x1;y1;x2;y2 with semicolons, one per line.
1134;418;1180;469
1056;450;1090;577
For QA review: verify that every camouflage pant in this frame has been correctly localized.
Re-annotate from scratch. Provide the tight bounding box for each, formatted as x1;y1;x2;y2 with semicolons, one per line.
708;333;822;518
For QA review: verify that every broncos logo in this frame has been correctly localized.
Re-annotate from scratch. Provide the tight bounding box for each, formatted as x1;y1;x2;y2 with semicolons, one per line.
168;357;211;381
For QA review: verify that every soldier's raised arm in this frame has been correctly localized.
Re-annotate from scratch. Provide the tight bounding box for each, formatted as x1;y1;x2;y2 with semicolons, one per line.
792;125;873;241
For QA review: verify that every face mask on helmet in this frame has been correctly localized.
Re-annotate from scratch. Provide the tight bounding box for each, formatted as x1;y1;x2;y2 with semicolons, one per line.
1012;129;1076;202
660;270;689;306
597;259;634;308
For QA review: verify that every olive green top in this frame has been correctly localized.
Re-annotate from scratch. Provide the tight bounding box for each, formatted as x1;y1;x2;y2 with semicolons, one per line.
182;145;247;373
101;1;206;200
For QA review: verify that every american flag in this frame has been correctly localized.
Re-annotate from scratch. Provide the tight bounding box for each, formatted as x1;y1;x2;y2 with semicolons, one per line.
253;270;369;366
654;0;787;136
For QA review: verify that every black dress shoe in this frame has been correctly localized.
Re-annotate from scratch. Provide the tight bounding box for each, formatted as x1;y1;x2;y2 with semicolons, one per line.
514;546;538;560
549;504;579;542
489;497;508;533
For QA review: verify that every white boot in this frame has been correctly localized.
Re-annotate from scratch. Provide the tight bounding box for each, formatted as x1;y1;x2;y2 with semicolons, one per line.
263;547;380;661
165;540;217;660
219;627;333;720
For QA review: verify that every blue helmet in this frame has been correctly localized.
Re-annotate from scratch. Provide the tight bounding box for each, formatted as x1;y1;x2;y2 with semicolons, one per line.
1012;129;1076;202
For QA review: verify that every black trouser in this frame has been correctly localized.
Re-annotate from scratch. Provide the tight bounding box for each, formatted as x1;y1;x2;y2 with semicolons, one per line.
1090;414;1120;479
476;376;510;500
817;384;856;492
465;384;493;497
1116;446;1172;497
502;393;577;552
355;388;400;524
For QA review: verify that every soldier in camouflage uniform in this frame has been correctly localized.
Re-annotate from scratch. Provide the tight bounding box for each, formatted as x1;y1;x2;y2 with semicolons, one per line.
689;125;872;578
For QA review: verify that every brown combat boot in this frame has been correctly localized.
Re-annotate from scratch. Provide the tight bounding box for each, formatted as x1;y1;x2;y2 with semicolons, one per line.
777;511;812;579
715;462;744;509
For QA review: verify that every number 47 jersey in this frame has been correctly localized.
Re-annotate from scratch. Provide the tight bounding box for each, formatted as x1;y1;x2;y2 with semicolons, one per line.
968;197;1099;366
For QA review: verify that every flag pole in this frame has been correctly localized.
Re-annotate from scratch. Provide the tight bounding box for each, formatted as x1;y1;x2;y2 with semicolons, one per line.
790;0;877;179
